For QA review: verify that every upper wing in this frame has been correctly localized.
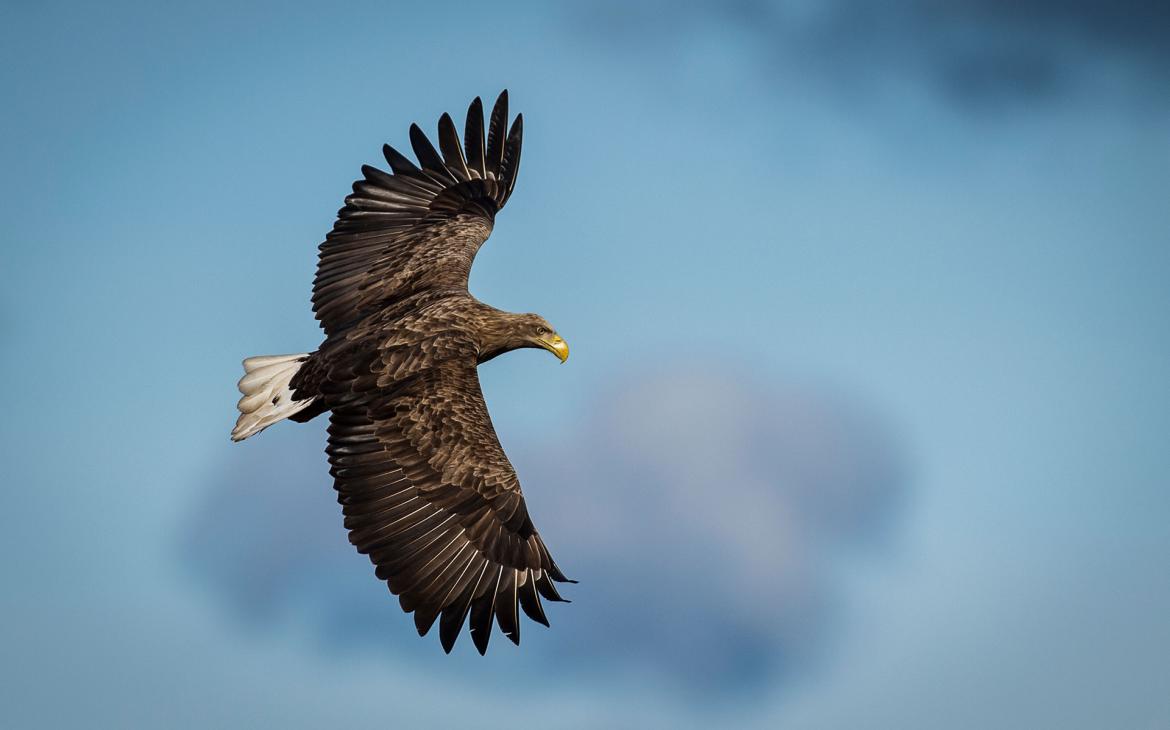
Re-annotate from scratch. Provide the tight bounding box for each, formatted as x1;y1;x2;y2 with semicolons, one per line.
327;361;571;654
313;91;524;334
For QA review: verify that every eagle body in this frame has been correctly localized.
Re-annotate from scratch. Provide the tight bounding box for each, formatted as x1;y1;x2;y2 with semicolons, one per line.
231;92;572;654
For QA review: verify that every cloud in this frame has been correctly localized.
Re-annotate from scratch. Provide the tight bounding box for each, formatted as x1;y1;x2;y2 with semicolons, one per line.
572;0;1170;108
180;364;907;695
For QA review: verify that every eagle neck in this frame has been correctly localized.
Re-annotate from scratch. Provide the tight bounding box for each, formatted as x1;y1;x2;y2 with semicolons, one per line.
467;300;529;364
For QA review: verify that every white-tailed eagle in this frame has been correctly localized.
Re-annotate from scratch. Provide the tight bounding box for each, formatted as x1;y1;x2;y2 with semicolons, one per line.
231;91;572;655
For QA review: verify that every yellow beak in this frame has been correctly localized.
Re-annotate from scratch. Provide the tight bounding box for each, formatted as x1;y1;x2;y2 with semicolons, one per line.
540;334;570;363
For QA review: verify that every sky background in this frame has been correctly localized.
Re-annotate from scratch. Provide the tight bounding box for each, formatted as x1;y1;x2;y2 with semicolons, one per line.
2;1;1168;727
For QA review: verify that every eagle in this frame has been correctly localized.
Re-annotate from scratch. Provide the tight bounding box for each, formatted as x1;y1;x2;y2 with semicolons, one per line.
230;91;573;655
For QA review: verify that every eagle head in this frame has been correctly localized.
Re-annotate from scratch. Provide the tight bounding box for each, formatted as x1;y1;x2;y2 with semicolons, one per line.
518;313;569;363
475;310;569;364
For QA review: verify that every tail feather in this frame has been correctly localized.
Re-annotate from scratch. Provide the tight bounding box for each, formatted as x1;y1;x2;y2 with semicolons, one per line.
231;353;316;441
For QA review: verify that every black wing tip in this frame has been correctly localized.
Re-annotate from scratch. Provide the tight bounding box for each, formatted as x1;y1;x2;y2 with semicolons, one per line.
505;114;524;154
440;630;458;654
471;623;491;655
466;97;485;129
414;609;439;638
518;580;550;627
506;114;523;149
373;92;522;207
382;143;420;176
407;123;430;151
485;90;510;174
410;566;569;655
490;90;509;118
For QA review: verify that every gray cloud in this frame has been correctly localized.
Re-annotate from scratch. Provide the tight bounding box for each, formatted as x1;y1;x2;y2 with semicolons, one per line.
573;0;1170;108
181;364;906;694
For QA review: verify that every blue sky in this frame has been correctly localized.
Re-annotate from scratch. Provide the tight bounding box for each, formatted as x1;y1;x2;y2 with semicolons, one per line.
2;2;1168;727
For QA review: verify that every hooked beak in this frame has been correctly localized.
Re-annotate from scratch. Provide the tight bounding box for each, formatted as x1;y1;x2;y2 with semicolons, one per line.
539;334;570;363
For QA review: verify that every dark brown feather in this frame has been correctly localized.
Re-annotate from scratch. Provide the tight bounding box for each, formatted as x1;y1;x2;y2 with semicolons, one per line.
318;354;570;652
464;97;486;179
311;92;529;335
469;567;503;655
500;114;523;202
484;90;508;178
518;576;549;627
409;123;456;184
382;143;422;177
494;569;520;645
437;113;470;182
296;93;567;653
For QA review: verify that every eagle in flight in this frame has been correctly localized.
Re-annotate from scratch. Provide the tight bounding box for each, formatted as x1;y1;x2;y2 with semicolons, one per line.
230;91;573;654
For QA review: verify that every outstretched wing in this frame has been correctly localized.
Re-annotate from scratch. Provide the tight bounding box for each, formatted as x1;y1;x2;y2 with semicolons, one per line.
313;91;524;334
327;361;571;654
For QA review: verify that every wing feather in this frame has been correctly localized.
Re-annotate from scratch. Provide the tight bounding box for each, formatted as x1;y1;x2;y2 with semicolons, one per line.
518;575;550;627
409;123;456;184
439;560;490;653
500;114;523;200
464;97;486;179
313;92;525;334
382;143;423;177
469;566;504;655
484;90;508;178
437;112;471;182
494;569;521;645
324;361;570;653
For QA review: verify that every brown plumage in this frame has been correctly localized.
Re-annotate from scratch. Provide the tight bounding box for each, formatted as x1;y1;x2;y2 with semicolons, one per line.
232;91;572;655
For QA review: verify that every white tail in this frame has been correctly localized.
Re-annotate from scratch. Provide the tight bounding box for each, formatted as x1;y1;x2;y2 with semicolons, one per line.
231;353;316;442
